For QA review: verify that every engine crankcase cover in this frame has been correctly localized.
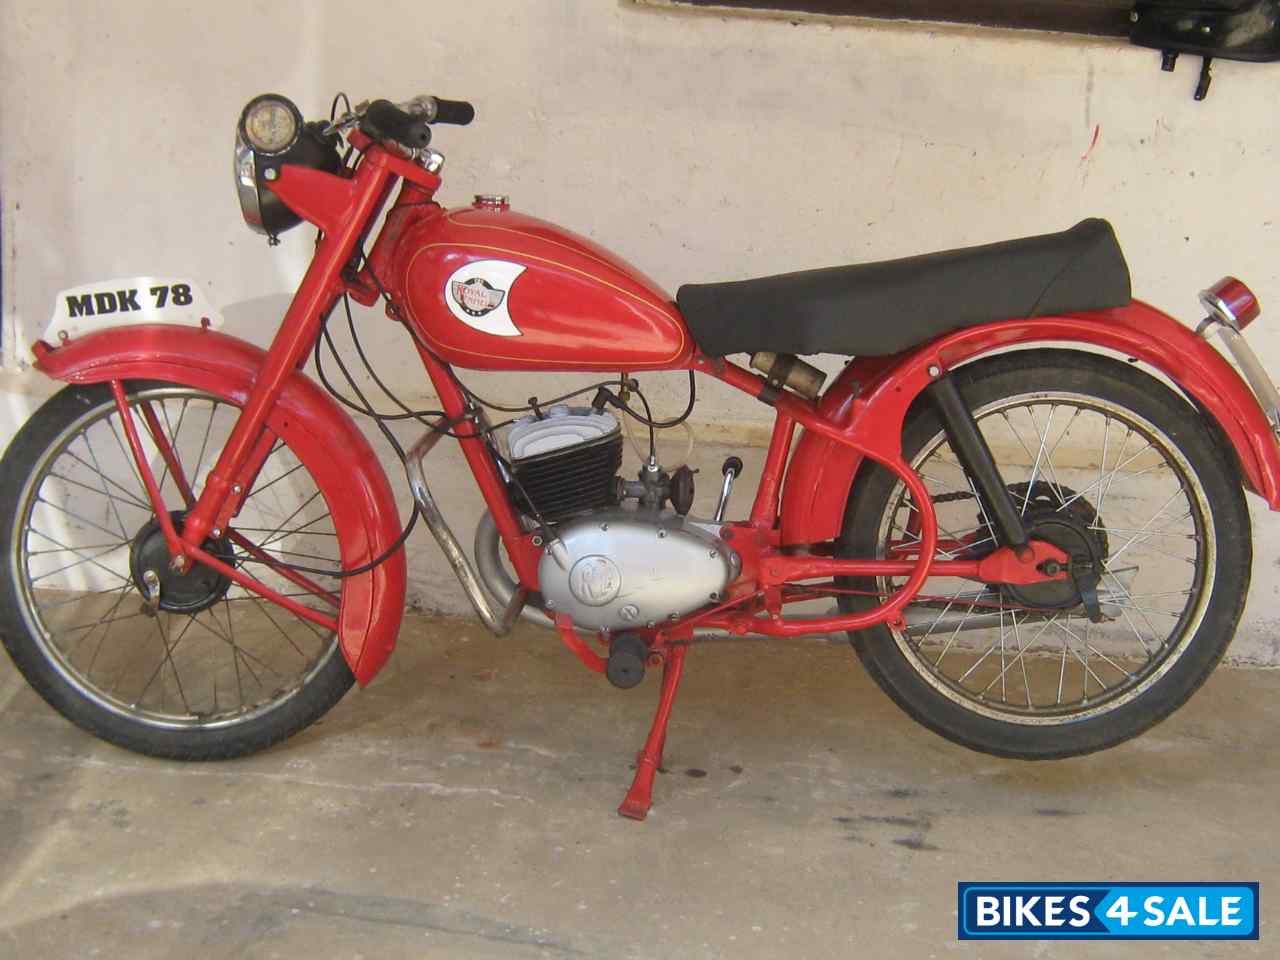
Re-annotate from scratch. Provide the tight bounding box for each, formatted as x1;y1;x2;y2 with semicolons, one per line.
540;510;738;631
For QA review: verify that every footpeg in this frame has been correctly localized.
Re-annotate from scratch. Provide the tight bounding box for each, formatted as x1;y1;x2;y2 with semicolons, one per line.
606;634;648;689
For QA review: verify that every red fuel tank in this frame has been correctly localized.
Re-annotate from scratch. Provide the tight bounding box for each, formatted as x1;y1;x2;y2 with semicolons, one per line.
392;202;692;371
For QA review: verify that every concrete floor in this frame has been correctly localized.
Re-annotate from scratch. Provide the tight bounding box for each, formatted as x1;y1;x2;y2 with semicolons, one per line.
0;613;1275;959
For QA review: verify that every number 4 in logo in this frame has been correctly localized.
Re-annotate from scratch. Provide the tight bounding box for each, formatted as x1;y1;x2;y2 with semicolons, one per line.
1106;896;1137;927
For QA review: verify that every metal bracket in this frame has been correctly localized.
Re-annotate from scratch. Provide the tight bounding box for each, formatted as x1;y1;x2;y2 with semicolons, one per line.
1071;558;1105;624
140;569;161;618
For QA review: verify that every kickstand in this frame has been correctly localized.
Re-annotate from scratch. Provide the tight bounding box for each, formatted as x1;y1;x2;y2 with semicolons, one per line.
618;644;687;821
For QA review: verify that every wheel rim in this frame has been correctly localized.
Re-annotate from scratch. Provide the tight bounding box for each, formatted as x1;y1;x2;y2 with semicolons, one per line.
11;386;344;731
871;391;1214;725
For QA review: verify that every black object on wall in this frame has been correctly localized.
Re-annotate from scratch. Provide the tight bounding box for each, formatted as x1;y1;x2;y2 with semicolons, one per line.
1130;1;1280;99
645;1;1278;100
646;1;1135;35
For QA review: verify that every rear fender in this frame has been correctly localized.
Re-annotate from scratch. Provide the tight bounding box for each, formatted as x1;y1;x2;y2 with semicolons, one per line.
31;324;407;684
779;300;1280;546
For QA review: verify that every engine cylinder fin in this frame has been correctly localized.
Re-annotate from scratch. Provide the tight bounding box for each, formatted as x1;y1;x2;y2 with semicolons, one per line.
507;407;623;523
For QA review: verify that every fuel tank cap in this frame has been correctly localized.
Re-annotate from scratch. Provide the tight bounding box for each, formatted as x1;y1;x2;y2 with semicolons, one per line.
473;194;510;210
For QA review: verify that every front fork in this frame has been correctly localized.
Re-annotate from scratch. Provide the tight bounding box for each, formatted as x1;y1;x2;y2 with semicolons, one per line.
169;156;400;565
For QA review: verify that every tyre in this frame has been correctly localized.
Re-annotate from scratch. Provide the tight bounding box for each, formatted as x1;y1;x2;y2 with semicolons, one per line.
0;381;354;759
839;350;1251;759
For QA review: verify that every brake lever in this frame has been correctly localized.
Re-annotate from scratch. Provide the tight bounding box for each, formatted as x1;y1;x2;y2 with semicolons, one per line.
320;98;371;138
320;97;446;172
321;111;361;138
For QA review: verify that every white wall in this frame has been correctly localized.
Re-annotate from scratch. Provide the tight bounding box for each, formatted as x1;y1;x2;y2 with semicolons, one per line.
4;0;1280;662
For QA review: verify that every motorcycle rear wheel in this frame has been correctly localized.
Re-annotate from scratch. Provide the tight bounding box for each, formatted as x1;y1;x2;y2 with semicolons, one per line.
839;350;1251;759
0;381;354;759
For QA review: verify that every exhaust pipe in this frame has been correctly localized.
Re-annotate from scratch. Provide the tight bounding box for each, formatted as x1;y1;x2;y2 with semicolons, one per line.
474;510;555;630
405;421;527;636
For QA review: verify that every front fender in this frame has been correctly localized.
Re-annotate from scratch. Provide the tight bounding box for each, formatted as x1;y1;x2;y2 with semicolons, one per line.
780;300;1280;546
31;324;406;685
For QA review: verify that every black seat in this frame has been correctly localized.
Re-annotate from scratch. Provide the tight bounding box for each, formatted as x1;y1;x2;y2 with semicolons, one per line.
676;219;1131;358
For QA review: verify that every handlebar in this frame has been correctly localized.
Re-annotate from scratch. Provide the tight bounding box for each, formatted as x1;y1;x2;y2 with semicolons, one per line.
428;97;475;126
355;95;476;149
362;100;432;149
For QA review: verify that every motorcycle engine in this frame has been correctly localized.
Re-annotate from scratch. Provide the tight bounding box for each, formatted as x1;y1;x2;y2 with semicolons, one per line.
507;404;623;522
505;406;739;631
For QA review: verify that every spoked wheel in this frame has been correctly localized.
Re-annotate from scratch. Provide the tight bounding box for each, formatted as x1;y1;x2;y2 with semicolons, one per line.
0;381;354;759
839;351;1251;758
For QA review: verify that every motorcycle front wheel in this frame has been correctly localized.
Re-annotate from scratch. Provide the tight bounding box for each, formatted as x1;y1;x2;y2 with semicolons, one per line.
0;381;354;759
839;350;1251;759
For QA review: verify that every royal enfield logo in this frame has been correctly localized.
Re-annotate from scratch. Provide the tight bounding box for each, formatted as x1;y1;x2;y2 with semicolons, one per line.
443;260;526;337
451;277;506;317
569;555;623;607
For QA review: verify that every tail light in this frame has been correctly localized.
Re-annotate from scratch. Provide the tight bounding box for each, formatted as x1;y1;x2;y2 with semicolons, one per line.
1200;277;1261;330
1198;276;1280;433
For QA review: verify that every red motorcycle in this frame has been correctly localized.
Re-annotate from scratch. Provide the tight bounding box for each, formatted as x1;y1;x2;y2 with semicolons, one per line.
4;93;1278;819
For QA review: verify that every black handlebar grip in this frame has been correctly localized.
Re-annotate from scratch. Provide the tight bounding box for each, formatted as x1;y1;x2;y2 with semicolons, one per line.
362;99;432;149
431;97;475;125
722;456;744;477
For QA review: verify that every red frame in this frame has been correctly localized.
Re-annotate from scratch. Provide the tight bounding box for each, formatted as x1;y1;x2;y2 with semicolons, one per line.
33;132;1280;679
28;129;1280;816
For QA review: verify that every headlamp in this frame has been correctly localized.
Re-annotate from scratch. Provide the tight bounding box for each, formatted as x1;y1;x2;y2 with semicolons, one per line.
233;94;341;239
239;94;302;155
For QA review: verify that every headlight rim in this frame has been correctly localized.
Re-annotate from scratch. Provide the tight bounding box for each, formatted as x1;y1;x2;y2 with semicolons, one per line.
237;93;304;158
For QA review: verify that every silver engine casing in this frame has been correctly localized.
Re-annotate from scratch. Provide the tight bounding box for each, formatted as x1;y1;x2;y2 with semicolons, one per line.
539;510;739;631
